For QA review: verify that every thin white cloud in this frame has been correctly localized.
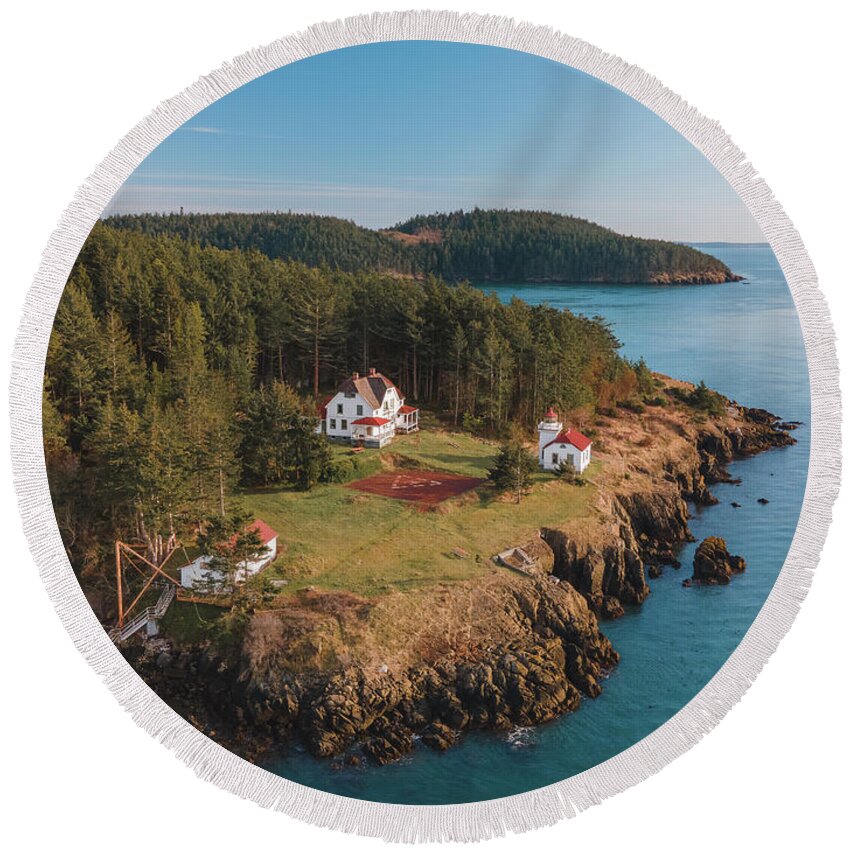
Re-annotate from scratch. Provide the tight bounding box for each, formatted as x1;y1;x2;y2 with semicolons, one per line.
183;126;223;134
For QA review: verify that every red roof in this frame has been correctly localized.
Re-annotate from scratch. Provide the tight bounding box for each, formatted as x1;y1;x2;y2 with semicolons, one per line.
398;405;418;414
317;394;333;418
223;518;277;550
544;428;592;452
352;416;391;426
249;519;278;544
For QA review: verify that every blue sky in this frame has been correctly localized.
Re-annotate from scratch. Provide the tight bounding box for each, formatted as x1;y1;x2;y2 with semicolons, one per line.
105;41;763;242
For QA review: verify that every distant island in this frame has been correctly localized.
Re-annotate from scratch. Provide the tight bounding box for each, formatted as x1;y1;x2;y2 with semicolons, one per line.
104;208;742;285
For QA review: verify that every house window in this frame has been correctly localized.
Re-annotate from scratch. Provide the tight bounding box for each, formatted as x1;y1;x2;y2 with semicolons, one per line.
368;427;375;437
330;419;336;430
552;453;559;465
336;403;343;415
341;419;348;430
356;404;363;415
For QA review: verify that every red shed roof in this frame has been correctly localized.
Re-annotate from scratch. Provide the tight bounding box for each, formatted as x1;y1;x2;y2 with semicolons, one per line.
352;416;391;426
543;428;592;452
249;519;278;544
398;405;418;414
223;518;277;549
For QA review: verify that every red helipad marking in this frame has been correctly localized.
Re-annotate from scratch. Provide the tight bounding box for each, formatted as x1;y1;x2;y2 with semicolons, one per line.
348;470;484;504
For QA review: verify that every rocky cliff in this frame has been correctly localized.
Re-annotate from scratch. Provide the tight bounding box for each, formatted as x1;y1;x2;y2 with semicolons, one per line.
538;401;793;618
131;574;617;765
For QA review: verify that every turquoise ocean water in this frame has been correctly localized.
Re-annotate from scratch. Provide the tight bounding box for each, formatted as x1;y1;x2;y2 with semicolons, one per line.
263;243;809;804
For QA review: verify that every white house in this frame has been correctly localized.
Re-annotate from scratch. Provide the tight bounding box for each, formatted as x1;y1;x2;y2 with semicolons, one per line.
180;519;278;590
537;408;592;473
317;368;419;448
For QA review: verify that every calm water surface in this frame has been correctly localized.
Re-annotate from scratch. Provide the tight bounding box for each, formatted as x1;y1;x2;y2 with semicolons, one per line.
263;243;810;803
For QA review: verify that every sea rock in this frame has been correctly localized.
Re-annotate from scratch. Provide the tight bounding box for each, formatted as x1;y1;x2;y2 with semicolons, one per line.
362;723;414;765
421;721;457;751
691;536;747;585
599;595;626;619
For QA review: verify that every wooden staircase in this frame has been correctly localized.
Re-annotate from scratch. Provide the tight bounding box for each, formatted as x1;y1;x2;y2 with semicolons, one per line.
110;584;176;643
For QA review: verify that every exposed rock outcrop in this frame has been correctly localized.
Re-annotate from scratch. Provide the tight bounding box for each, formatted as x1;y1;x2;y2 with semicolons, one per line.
541;402;792;617
690;536;747;585
131;573;617;766
648;269;744;285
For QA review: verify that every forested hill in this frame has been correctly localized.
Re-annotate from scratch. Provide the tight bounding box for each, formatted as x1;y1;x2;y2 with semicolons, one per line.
389;209;740;284
104;209;739;285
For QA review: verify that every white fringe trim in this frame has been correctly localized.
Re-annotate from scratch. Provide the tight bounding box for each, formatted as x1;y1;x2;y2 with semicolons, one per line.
8;10;841;843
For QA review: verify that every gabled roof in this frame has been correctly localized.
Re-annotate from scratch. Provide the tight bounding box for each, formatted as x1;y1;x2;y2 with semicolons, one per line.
335;370;402;409
352;416;391;426
543;428;592;452
248;519;278;544
221;519;277;550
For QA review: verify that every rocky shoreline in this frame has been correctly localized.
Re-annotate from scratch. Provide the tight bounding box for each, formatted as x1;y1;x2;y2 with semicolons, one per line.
541;403;793;618
125;400;794;768
129;576;618;766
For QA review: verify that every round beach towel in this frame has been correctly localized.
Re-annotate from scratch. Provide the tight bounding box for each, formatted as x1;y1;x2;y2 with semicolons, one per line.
10;11;840;842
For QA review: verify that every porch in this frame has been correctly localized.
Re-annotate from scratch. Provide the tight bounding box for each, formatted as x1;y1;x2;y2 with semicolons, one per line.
396;405;420;433
351;416;394;447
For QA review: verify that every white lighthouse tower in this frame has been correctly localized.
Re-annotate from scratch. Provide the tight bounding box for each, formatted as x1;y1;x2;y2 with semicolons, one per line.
536;407;593;473
537;407;563;464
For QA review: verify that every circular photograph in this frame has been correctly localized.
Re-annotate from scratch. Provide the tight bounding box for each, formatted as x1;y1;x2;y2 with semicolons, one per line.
43;40;808;805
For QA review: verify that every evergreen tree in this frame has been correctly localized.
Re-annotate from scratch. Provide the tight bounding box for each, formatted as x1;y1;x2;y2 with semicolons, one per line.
288;414;333;491
488;441;537;503
239;381;304;485
288;266;346;398
196;511;267;604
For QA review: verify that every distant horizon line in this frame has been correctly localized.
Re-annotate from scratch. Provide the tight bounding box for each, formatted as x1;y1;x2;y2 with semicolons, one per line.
98;207;767;246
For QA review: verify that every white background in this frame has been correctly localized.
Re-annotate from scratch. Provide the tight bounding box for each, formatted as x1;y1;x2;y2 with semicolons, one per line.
2;2;847;846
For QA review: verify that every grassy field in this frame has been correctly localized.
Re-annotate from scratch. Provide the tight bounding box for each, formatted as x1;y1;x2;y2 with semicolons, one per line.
386;420;498;477
160;600;225;643
238;426;599;597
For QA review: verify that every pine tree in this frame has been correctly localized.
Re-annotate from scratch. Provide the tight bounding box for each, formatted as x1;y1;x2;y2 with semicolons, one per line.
488;441;537;503
239;381;303;485
197;511;267;604
171;301;207;399
288;266;346;398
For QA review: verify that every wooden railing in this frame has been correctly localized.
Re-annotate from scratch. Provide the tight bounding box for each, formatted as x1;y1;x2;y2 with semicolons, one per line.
110;584;176;642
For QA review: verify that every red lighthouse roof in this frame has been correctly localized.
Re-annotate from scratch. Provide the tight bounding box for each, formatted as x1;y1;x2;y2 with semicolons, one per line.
543;428;592;452
543;407;559;422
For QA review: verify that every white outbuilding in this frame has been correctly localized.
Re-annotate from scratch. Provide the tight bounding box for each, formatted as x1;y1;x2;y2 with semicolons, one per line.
537;408;592;473
180;519;278;590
